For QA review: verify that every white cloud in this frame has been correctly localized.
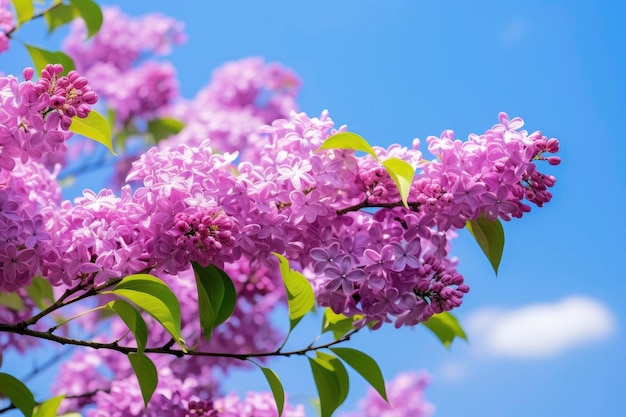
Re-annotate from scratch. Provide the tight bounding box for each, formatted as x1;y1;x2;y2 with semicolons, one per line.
465;296;616;358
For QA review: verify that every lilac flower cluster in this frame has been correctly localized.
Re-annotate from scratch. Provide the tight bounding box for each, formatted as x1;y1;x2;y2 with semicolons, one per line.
0;160;61;292
163;57;300;153
341;371;435;417
231;110;559;328
0;65;97;171
63;6;184;125
173;208;236;268
0;0;12;53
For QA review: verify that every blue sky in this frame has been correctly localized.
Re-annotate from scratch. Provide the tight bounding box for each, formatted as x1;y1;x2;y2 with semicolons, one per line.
3;1;626;416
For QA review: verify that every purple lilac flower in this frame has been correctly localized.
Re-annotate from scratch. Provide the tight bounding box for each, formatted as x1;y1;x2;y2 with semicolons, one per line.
341;371;435;417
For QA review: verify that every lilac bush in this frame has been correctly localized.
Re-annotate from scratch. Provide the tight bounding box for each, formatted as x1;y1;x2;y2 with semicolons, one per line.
0;2;561;417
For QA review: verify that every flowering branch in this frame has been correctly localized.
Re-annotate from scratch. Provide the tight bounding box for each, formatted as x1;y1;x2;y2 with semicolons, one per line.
0;322;362;360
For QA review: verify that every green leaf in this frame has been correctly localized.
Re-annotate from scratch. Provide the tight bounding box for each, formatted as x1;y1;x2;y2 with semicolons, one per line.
44;4;78;34
11;0;34;25
466;214;505;275
317;132;379;161
422;311;467;347
24;44;76;75
32;395;65;417
330;347;388;402
260;367;285;416
0;372;36;417
69;0;102;38
127;353;158;407
106;299;148;353
104;274;186;351
0;291;25;311
321;308;359;340
382;157;415;208
309;352;350;417
192;263;237;341
69;110;116;155
147;117;185;143
273;253;315;331
24;276;55;310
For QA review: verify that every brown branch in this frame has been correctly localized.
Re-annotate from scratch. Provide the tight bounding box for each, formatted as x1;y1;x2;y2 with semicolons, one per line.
337;199;421;215
0;322;362;361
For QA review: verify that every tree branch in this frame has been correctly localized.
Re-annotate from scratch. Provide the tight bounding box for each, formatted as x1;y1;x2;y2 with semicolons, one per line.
337;199;421;215
0;323;362;361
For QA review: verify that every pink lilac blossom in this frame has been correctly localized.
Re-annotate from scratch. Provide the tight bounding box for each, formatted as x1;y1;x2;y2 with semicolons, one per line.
63;6;184;126
41;109;557;332
162;57;300;153
341;371;435;417
86;61;179;125
232;110;558;328
0;160;61;292
0;0;12;53
63;6;185;74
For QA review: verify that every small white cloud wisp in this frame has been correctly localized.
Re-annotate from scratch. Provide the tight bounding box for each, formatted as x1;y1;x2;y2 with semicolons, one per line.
465;296;616;358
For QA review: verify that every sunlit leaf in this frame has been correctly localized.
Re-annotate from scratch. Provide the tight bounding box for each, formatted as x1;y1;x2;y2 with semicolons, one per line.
69;110;115;155
106;299;148;353
11;0;34;25
32;395;65;417
382;157;415;208
317;132;379;161
273;253;315;331
44;4;78;34
330;347;388;402
24;44;75;75
466;214;505;275
24;276;55;310
423;311;467;347
309;352;349;417
260;366;285;416
321;308;359;340
128;353;158;407
192;263;237;341
69;0;102;38
104;274;186;351
0;291;25;311
0;372;35;417
147;117;185;142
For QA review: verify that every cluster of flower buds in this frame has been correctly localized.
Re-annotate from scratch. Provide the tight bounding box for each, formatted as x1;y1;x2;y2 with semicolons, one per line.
0;64;97;171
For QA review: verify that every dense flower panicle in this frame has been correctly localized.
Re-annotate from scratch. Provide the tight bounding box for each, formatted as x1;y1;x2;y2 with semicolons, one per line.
230;110;558;327
86;61;179;125
62;6;183;126
0;161;61;292
53;352;110;413
0;0;12;53
163;57;300;153
0;65;97;171
341;371;435;417
42;186;150;287
64;6;186;74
